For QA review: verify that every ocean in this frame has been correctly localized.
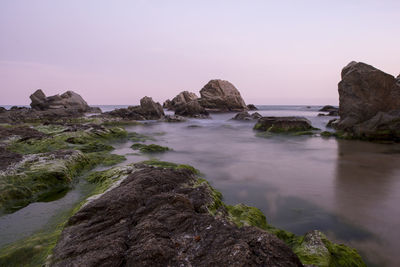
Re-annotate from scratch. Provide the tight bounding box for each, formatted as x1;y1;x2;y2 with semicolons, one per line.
1;105;399;266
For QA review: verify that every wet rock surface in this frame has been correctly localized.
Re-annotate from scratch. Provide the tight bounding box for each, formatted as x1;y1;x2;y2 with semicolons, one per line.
198;79;247;111
174;99;209;118
254;117;315;132
51;166;302;267
247;104;258;110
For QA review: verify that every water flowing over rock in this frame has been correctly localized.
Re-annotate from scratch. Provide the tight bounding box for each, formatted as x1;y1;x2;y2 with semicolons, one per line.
254;117;315;133
30;89;98;112
50;166;302;267
335;61;400;140
199;80;247;111
106;97;164;120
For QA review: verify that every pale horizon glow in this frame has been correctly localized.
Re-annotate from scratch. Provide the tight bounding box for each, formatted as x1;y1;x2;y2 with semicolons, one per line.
0;0;399;105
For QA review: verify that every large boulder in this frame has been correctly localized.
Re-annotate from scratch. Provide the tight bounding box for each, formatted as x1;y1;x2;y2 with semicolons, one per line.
30;89;94;112
254;117;315;133
50;165;302;266
139;96;164;119
337;62;400;129
334;62;400;140
198;80;247;111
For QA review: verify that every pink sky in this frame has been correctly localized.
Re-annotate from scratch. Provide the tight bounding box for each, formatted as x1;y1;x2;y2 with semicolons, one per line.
1;0;399;105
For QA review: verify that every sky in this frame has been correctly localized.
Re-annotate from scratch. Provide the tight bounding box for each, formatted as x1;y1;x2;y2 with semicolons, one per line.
0;0;399;105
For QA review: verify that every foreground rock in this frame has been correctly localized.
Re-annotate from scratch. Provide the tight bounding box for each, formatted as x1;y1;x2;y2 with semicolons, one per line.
106;96;164;120
50;165;303;266
254;117;316;133
30;89;100;113
232;111;262;121
198;79;247;111
332;62;400;140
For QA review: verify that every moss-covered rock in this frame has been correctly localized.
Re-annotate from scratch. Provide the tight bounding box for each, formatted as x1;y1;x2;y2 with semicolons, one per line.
254;117;318;135
224;203;365;267
140;159;199;174
131;143;170;153
0;150;90;213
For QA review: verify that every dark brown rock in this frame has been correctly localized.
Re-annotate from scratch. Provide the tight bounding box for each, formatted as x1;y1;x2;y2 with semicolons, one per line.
0;107;6;113
163;99;172;109
232;111;262;121
50;166;302;267
254;117;315;132
319;105;338;113
198;80;247;111
161;115;187;122
247;104;258;110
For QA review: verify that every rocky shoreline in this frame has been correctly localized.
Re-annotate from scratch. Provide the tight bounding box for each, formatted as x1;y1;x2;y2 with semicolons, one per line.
2;64;395;265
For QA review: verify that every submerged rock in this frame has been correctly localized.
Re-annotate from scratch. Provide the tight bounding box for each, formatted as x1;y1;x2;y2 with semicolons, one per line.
198;79;247;111
334;61;400;140
254;117;315;133
232;111;262;121
50;165;302;266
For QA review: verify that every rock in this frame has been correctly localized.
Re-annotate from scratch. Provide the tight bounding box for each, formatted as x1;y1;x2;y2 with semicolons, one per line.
0;108;86;124
0;150;89;213
254;117;315;133
326;118;339;128
334;61;400;140
319;105;338;112
106;97;164;120
232;111;262;121
174;100;209;118
198;79;247;111
337;62;400;129
161;115;187;122
163;99;172;109
247;104;258;110
30;89;92;112
168;91;199;111
139;96;165;119
0;107;7;113
50;165;303;267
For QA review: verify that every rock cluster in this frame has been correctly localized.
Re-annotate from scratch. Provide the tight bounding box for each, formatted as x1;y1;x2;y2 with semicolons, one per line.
30;89;100;113
334;61;400;140
50;165;302;267
163;79;248;117
106;96;164;120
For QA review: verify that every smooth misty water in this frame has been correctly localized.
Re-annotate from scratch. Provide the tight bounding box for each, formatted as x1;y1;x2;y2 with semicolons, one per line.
1;105;400;266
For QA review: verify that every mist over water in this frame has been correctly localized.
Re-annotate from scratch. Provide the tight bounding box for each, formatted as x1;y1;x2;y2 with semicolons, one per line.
1;105;399;266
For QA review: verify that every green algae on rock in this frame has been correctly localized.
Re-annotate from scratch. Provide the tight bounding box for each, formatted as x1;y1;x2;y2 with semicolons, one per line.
130;143;170;153
0;150;90;213
140;159;199;174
